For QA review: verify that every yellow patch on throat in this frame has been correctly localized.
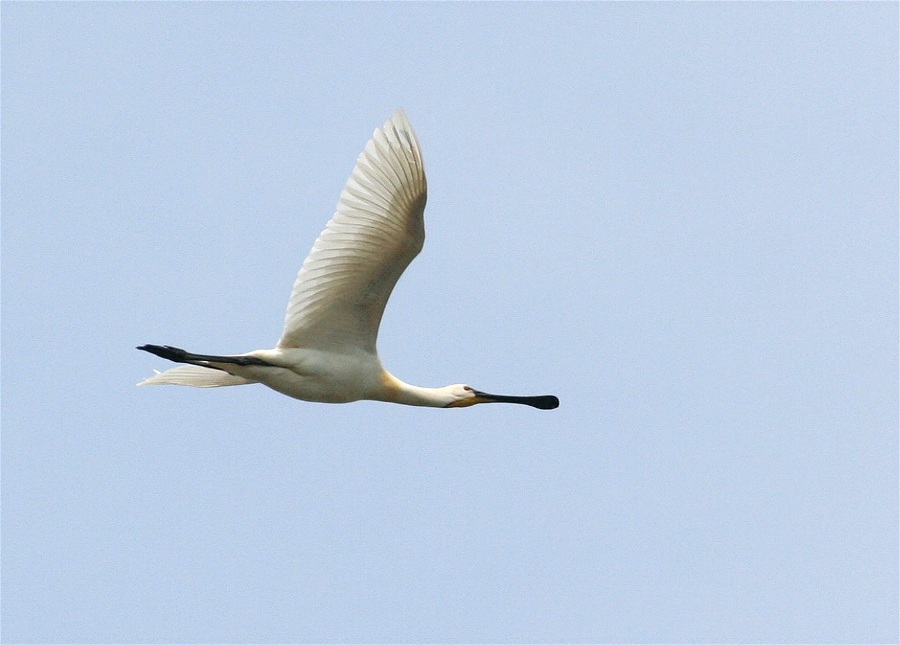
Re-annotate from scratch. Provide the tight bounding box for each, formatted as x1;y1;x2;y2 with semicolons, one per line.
446;396;492;408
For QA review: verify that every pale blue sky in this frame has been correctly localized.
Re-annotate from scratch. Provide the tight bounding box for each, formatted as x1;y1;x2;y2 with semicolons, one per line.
2;3;897;643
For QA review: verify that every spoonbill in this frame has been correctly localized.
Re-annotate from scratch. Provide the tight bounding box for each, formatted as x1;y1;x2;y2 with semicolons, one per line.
137;110;559;410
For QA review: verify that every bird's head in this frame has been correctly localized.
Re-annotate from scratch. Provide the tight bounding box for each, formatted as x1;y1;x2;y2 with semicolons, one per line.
443;384;559;410
442;384;489;407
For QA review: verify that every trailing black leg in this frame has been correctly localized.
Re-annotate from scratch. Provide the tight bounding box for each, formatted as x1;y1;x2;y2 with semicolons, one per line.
136;344;275;368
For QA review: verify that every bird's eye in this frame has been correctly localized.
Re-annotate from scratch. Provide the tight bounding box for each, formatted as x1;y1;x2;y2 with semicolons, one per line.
463;386;473;392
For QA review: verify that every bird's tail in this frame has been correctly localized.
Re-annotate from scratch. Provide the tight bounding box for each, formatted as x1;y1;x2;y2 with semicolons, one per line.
136;344;272;388
137;365;255;388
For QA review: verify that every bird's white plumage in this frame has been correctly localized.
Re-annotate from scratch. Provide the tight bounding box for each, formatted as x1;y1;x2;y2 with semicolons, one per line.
137;110;558;410
278;110;427;353
139;365;253;387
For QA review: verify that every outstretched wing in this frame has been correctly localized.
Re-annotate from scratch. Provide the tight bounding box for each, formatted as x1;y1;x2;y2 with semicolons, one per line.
277;110;427;353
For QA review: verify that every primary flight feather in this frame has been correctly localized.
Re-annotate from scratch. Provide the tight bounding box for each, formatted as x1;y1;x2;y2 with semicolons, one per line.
137;110;559;410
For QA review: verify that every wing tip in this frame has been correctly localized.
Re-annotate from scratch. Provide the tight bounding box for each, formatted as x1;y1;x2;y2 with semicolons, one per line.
387;108;416;139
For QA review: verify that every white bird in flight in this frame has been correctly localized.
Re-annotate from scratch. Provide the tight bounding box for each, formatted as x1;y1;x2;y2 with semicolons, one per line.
137;110;559;410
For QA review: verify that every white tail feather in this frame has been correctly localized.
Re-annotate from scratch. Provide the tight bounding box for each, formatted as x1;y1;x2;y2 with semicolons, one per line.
137;365;255;388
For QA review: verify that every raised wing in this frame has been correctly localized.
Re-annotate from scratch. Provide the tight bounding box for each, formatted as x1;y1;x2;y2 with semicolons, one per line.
277;110;427;353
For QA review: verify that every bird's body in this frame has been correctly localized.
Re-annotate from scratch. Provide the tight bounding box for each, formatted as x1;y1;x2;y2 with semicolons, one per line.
138;110;558;410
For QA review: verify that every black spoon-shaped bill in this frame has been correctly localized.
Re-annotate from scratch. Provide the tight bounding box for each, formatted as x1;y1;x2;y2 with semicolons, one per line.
475;391;559;410
447;390;559;410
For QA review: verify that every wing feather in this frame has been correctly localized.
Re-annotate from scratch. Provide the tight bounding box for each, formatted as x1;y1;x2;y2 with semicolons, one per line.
277;110;427;352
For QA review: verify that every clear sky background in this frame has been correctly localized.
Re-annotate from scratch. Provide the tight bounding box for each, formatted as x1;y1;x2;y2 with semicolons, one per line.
2;3;897;643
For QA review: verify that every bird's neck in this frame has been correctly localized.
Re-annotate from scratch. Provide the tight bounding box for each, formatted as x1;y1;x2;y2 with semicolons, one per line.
379;371;449;408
